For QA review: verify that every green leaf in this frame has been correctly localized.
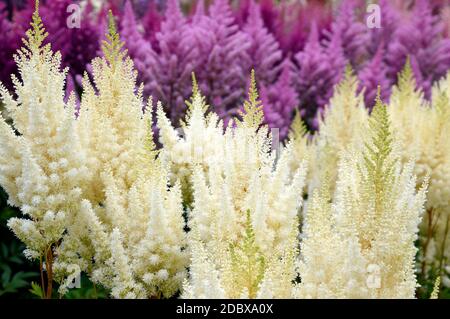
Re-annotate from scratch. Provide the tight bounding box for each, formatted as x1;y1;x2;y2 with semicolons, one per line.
0;243;8;259
1;264;12;284
29;282;44;299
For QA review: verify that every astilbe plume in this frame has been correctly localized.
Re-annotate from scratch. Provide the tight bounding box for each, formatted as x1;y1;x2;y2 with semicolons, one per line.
295;97;428;298
357;45;391;108
179;72;307;298
327;0;370;69
281;0;332;56
14;0;101;94
307;67;368;194
139;0;162;48
157;74;224;205
260;61;298;140
389;64;450;286
73;12;188;298
0;3;91;297
240;0;332;56
295;23;346;129
0;4;187;298
124;0;198;124
119;0;157;105
286;110;310;184
192;0;251;121
242;0;282;85
386;0;450;98
367;0;399;55
0;2;22;91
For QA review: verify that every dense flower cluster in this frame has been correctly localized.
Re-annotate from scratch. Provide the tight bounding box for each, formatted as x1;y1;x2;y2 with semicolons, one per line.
0;1;449;299
1;0;449;132
0;6;187;298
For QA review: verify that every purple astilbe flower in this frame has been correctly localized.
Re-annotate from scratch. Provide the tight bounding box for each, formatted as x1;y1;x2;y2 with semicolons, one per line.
327;0;370;69
260;60;298;140
295;23;346;129
253;0;331;57
368;0;400;56
358;44;391;109
386;0;450;98
242;0;282;84
194;0;251;121
140;0;162;49
281;0;332;56
145;0;199;123
120;1;157;99
14;0;100;94
0;2;22;91
443;6;450;38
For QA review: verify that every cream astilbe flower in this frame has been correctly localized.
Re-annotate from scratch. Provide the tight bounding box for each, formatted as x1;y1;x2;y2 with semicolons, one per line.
0;2;92;297
389;64;450;285
183;211;299;299
309;67;369;194
157;74;224;205
297;97;428;298
180;74;307;298
415;76;450;285
78;12;156;204
69;13;188;298
294;180;368;299
388;60;427;173
287;110;311;178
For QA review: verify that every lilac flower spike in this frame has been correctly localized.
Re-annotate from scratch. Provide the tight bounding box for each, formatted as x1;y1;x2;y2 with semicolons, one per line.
0;2;21;90
243;0;282;85
386;0;450;98
142;0;199;123
194;0;251;120
328;0;370;69
295;23;346;129
368;0;399;55
358;44;391;108
260;61;299;139
120;0;157;99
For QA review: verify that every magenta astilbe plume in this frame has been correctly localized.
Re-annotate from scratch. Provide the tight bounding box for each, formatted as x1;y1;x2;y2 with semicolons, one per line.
257;0;332;56
260;61;298;139
120;1;157;100
328;0;370;69
386;0;450;98
358;44;391;108
140;0;162;49
368;0;399;55
0;2;22;90
13;0;100;94
295;24;346;129
194;0;250;120
242;0;282;84
146;0;199;123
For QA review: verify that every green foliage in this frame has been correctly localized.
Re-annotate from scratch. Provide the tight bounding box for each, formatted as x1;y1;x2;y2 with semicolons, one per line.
62;274;109;299
29;282;44;299
0;189;39;298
